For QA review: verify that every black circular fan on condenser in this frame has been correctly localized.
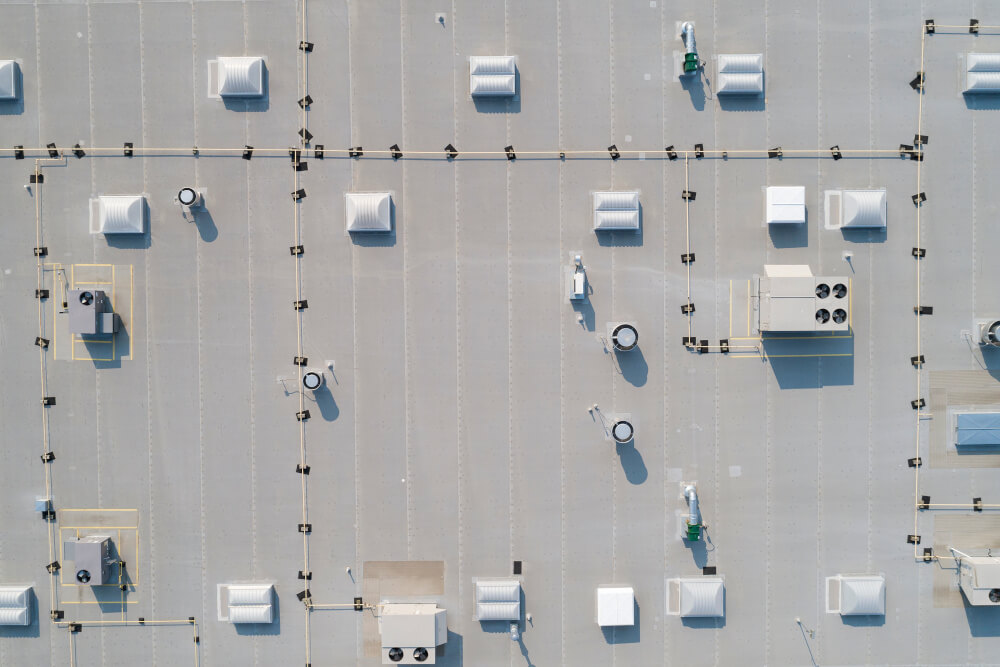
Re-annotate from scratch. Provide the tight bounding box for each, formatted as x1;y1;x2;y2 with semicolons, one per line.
816;309;830;324
991;589;1000;603
413;647;429;662
833;309;847;324
833;283;847;298
815;283;830;299
79;291;94;306
76;569;91;583
388;647;403;662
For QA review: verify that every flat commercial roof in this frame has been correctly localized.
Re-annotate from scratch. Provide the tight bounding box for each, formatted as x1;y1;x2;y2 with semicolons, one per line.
1;1;999;665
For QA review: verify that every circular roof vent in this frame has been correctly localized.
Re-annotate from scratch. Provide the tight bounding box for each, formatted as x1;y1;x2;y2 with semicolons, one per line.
413;647;429;662
303;371;323;391
832;309;847;324
611;323;638;351
815;309;830;324
833;283;847;298
815;283;830;299
178;187;198;206
76;569;91;584
79;291;94;306
612;420;634;443
387;647;403;662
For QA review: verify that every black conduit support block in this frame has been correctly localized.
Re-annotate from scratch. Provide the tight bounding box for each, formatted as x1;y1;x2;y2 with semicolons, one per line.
681;303;695;314
46;561;60;574
47;143;58;158
919;495;930;510
665;145;678;160
908;457;922;468
294;356;308;366
35;289;49;299
682;336;696;347
513;561;522;574
681;190;696;201
14;145;24;159
297;590;311;602
299;41;314;52
908;534;921;545
299;128;313;143
974;497;983;512
702;566;717;575
768;147;782;159
912;247;926;258
681;253;695;264
505;145;516;160
911;355;925;367
354;597;364;611
912;192;926;205
298;570;312;580
29;174;44;184
33;246;47;256
698;340;709;354
314;145;324;159
50;610;64;621
923;548;933;562
291;189;306;201
298;523;312;533
296;410;311;421
298;95;313;108
41;396;56;406
925;19;935;34
971;19;980;34
445;143;458;159
41;452;55;463
720;340;729;354
914;306;933;315
899;144;914;158
289;148;301;164
293;300;308;310
35;337;49;348
607;145;620;160
295;162;308;172
348;147;363;158
912;398;926;409
910;151;924;162
242;146;253;160
68;623;81;633
914;134;928;146
694;143;704;158
296;464;310;475
72;144;85;158
390;144;402;160
123;142;134;157
830;145;842;160
290;245;304;256
910;72;925;91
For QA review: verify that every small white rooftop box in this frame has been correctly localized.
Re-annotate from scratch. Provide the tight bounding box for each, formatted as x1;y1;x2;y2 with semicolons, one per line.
346;192;392;233
475;580;521;621
666;577;725;617
380;603;448;664
217;57;266;98
597;586;635;626
0;60;19;100
90;195;146;234
469;56;516;97
958;554;1000;605
825;574;885;616
0;586;32;626
766;186;805;225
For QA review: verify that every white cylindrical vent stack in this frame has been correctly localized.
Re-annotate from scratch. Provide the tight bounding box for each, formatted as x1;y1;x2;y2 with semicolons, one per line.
612;420;634;443
681;22;697;55
178;187;202;207
302;370;324;391
611;323;638;351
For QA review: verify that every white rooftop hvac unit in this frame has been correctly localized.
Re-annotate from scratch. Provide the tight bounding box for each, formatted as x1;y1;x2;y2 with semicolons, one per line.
754;265;849;333
955;552;1000;605
965;53;1000;93
469;56;516;97
825;574;885;616
716;54;764;95
766;186;806;225
593;191;640;231
474;580;521;621
0;586;32;626
597;586;635;627
217;583;275;624
90;195;146;234
346;192;393;233
666;577;725;618
380;603;447;664
825;189;887;230
0;60;19;100
216;57;266;98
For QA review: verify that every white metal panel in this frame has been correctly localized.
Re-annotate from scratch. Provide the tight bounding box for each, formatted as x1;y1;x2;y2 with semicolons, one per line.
593;191;640;231
678;579;724;617
839;575;885;615
593;191;640;211
841;189;886;228
0;586;30;626
346;192;392;232
966;71;1000;93
476;602;519;621
0;608;28;626
718;53;763;73
597;587;635;626
228;605;273;624
766;186;806;224
470;75;516;96
381;605;440;647
227;584;273;606
93;195;145;234
474;580;521;620
594;210;640;230
217;57;265;97
469;56;516;75
470;56;516;97
717;54;763;95
0;60;17;100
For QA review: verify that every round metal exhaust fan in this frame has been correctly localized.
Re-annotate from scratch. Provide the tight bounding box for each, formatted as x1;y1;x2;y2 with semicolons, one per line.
388;647;403;662
991;589;1000;603
982;320;1000;347
413;647;429;662
178;187;198;206
815;283;830;299
833;283;847;298
76;569;91;584
79;291;94;306
303;371;323;391
612;420;634;443
815;309;830;324
611;323;638;351
832;309;847;324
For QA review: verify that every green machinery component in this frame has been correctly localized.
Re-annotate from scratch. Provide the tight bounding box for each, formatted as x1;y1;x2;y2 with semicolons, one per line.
681;22;699;74
685;521;702;541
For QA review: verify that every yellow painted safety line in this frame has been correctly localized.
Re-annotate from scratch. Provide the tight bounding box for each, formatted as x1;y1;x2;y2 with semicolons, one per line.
58;526;138;530
112;265;116;360
746;279;750;337
60;508;138;512
72;281;113;285
60;600;138;604
73;337;113;345
123;264;133;360
729;280;732;338
730;335;852;341
729;353;854;359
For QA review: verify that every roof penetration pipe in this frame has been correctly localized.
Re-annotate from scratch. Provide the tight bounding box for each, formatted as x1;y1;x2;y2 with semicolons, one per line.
681;22;697;55
684;485;701;526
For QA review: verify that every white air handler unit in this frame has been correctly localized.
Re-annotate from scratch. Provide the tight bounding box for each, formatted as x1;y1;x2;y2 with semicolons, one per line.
716;54;764;95
825;574;885;616
567;254;587;302
63;535;115;586
824;188;886;230
0;60;19;101
217;583;275;624
666;577;725;618
964;53;1000;94
766;186;805;225
90;195;146;234
952;549;1000;605
597;586;635;627
210;56;266;98
0;586;32;626
752;265;849;334
346;192;393;233
593;191;640;232
469;56;516;97
380;602;448;664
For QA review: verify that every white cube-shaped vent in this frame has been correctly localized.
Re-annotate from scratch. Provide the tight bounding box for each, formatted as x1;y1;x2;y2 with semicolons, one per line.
717;54;764;95
825;575;885;616
841;189;886;229
0;60;18;100
593;191;640;231
0;586;31;626
766;186;806;225
218;583;275;624
90;195;146;234
966;53;1000;93
346;192;392;233
475;580;521;621
217;57;265;98
597;587;634;626
470;56;516;97
666;577;724;618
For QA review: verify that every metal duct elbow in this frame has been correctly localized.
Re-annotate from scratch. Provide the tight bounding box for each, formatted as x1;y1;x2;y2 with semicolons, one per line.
681;22;697;55
684;485;701;526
